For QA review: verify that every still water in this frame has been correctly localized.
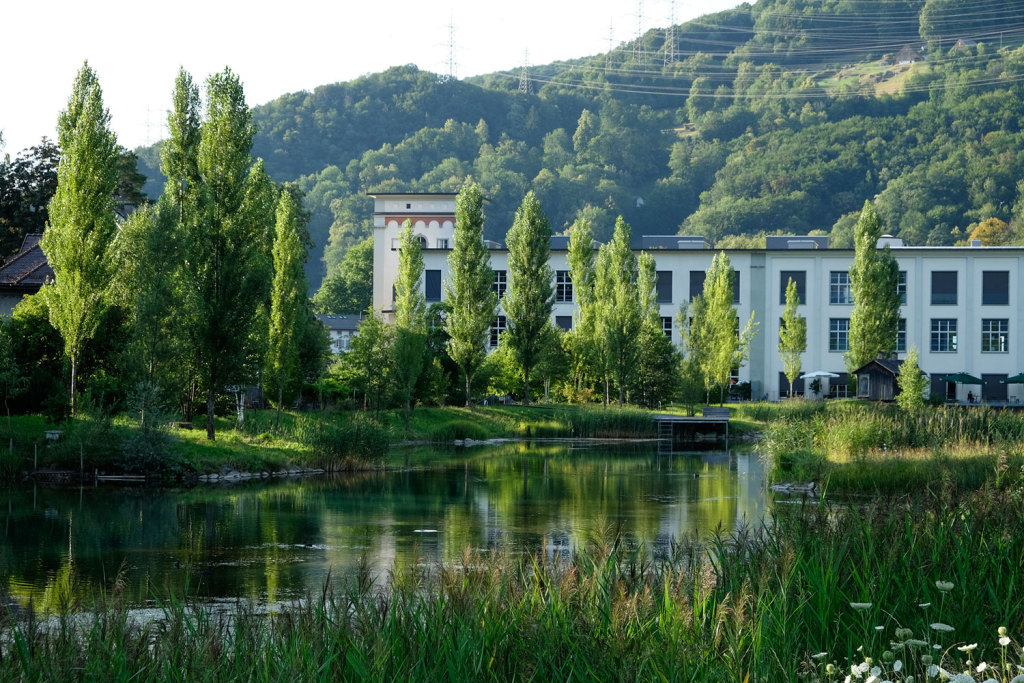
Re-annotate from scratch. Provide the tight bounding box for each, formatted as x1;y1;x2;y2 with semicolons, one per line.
1;442;768;610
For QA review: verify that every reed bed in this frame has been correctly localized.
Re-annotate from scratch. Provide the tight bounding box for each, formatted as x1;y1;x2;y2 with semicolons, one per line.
4;487;1023;681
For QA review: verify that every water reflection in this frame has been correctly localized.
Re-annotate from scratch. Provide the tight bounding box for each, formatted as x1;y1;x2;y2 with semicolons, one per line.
1;443;767;608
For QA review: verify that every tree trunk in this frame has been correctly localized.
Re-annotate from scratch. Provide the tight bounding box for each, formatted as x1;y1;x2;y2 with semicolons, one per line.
604;377;610;407
69;353;77;416
465;370;472;407
404;396;411;434
206;384;216;441
618;384;624;406
523;369;531;406
276;384;283;430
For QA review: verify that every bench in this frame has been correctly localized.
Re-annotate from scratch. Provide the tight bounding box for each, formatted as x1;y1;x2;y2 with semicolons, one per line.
702;407;731;420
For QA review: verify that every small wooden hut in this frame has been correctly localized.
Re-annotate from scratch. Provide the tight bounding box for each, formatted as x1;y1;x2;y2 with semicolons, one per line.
853;357;906;401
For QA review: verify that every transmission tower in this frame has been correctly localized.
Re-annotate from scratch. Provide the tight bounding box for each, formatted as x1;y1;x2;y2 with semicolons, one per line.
519;50;531;94
633;0;645;65
664;0;677;66
606;21;615;73
446;16;458;81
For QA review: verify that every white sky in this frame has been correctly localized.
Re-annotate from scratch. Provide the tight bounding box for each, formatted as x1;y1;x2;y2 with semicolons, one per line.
0;0;740;156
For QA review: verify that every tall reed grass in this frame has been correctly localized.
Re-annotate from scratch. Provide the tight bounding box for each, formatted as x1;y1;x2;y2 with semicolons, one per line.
4;487;1023;681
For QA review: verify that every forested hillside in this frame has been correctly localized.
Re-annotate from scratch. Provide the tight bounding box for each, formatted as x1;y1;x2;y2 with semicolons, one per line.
134;0;1024;296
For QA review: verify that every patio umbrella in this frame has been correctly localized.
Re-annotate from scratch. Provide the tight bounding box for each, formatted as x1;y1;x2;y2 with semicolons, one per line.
1001;373;1024;384
798;371;840;379
938;372;984;384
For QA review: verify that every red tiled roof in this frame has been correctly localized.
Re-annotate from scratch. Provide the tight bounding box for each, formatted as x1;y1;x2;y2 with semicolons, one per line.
0;234;52;290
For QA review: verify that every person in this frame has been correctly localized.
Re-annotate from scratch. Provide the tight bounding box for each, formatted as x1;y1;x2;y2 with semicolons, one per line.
967;391;974;404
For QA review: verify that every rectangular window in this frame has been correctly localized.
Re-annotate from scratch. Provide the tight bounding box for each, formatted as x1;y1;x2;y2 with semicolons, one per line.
689;270;705;301
780;271;806;304
555;270;573;303
931;271;957;305
555;315;572;331
930;318;958;352
425;270;442;302
981;318;1008;353
489;316;506;348
656;271;673;304
829;318;849;352
829;373;850;399
897;271;907;305
493;270;507;299
896;318;907;353
661;316;672;339
982;271;1009;305
436;238;449;249
830;271;852;304
733;271;741;304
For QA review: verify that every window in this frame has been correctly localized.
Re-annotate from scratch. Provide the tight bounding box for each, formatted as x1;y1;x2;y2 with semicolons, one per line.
780;271;806;304
415;235;427;248
555;270;573;303
896;318;907;353
493;270;507;298
930;318;958;352
689;271;705;301
436;238;449;249
830;271;852;304
733;271;741;304
656;271;672;304
829;373;850;399
425;270;441;302
982;271;1009;305
981;319;1008;353
829;318;849;352
661;316;672;339
897;271;907;304
489;316;506;347
931;271;957;305
555;316;572;331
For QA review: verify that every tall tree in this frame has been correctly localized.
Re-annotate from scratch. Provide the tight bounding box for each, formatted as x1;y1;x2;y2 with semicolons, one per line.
635;252;678;407
845;201;900;375
313;237;373;313
180;68;274;440
596;217;641;405
503;191;554;404
265;189;307;429
348;309;393;414
896;345;928;413
41;63;120;414
778;277;806;398
702;252;757;405
393;220;427;432
565;210;597;401
444;182;496;406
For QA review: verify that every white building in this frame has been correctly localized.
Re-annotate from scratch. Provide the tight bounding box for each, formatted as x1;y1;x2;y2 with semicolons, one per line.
371;192;1024;403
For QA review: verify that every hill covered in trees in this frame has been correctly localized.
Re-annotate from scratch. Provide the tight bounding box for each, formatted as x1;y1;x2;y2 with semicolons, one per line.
134;0;1024;296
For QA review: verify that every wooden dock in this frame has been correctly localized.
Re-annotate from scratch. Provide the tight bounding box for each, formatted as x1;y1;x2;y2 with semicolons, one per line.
655;408;730;450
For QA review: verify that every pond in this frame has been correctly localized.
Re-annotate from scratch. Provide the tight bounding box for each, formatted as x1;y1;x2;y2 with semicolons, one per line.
1;442;768;611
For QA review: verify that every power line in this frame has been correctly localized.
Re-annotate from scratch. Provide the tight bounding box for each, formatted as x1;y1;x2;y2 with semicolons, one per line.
519;49;531;94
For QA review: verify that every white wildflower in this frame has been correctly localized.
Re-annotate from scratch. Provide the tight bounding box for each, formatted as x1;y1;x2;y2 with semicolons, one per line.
948;675;974;683
927;664;939;678
1009;675;1024;683
957;643;977;652
875;625;885;631
935;581;955;592
976;661;988;673
812;652;828;660
894;660;903;672
850;602;873;611
871;667;882;677
931;622;955;632
919;602;932;608
907;639;930;647
1000;636;1011;646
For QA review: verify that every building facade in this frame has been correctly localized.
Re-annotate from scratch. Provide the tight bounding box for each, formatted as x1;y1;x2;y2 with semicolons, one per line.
371;193;1024;403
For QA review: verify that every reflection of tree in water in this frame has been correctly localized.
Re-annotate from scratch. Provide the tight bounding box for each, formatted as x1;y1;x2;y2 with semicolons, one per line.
1;445;765;609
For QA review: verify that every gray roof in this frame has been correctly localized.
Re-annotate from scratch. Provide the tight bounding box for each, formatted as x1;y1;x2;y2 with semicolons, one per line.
316;314;363;332
0;234;52;292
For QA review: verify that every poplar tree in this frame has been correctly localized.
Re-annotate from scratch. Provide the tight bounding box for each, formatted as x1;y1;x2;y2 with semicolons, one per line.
185;68;274;440
597;217;641;405
504;192;554;404
565;210;597;400
896;345;928;413
265;190;307;429
41;63;120;414
393;220;426;432
635;252;678;407
702;252;758;405
846;201;900;375
445;182;496;406
778;277;806;397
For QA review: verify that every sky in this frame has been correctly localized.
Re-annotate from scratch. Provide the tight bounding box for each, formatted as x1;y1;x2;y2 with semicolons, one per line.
0;0;740;156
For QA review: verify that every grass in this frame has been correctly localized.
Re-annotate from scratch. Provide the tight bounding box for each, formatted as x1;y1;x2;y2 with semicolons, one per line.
3;484;1024;681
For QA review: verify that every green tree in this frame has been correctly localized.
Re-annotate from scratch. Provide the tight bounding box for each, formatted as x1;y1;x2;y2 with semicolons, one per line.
444;182;497;405
313;237;373;313
635;252;679;407
503;191;554;404
348;309;394;414
265;190;308;429
182;68;274;440
845;201;900;375
778;277;806;398
596;217;641;405
896;345;928;413
0;320;25;427
565;210;597;401
393;220;427;432
41;63;121;414
702;252;757;405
